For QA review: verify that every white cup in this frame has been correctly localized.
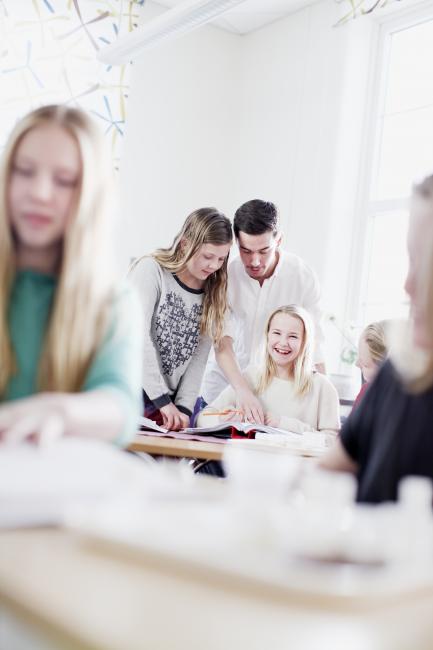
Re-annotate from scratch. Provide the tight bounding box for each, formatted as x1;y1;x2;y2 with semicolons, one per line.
223;442;299;501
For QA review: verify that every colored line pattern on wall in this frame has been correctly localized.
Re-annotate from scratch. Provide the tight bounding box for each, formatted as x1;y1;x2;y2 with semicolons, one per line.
334;0;405;25
0;0;146;167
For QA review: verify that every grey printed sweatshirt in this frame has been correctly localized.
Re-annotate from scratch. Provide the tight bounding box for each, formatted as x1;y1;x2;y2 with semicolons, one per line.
129;256;212;415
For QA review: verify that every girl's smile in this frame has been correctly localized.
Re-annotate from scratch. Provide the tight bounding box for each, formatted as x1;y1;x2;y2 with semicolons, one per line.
22;211;54;228
273;346;292;356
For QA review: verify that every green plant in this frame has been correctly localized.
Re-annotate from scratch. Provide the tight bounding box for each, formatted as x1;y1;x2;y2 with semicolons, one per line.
327;314;358;366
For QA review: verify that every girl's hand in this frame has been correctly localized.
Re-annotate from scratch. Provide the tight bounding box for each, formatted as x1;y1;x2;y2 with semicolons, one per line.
0;395;65;446
235;388;264;424
219;409;243;423
264;412;281;428
160;403;190;431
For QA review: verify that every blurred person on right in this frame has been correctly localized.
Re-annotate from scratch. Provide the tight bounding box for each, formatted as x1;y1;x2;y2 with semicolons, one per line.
321;174;433;504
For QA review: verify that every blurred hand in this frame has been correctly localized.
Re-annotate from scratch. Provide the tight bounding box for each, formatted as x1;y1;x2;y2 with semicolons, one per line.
235;388;264;424
0;395;65;446
264;412;281;428
160;403;190;431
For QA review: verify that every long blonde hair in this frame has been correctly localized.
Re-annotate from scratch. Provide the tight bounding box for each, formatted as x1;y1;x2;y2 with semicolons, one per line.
131;208;232;343
391;174;433;392
256;305;314;397
0;104;114;395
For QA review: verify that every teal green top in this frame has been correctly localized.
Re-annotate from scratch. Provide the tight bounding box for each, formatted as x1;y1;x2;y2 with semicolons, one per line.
4;270;143;447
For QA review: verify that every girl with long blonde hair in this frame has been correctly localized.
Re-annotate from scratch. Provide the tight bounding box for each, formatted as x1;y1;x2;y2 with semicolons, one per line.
129;208;232;431
322;174;433;503
198;304;340;440
0;104;142;445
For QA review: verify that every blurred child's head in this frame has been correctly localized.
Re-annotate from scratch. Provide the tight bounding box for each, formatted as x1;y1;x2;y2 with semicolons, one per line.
405;176;433;352
0;105;115;394
7;121;80;258
1;104;112;270
389;174;433;391
356;321;388;383
258;304;314;396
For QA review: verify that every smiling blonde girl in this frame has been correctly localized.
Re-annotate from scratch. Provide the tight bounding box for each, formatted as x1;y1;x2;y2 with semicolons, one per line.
197;304;340;440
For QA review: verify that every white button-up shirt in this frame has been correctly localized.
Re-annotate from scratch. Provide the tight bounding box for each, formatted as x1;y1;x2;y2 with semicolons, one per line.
201;249;325;403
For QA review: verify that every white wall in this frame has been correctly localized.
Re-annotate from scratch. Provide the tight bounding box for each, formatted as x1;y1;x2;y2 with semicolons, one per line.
118;0;377;372
233;2;376;374
117;2;241;268
234;2;362;272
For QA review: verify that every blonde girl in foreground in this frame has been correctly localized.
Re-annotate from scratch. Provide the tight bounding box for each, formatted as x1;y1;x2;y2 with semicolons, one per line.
0;105;142;445
129;208;232;431
198;304;340;442
321;174;433;503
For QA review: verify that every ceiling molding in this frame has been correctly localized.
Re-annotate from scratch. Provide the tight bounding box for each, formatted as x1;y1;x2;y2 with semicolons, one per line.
155;0;317;34
97;0;250;64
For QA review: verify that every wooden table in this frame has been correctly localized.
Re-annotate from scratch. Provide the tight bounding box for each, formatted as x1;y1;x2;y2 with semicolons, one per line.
1;527;433;650
129;433;324;461
129;433;225;460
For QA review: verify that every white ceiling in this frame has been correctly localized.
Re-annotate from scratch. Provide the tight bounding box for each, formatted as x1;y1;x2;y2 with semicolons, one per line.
154;0;317;34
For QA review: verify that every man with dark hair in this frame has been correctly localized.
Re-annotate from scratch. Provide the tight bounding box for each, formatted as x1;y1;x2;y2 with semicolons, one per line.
201;199;325;424
233;199;279;237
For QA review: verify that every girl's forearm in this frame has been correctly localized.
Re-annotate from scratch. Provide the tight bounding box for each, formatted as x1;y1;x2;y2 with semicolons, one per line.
53;390;126;441
215;336;249;391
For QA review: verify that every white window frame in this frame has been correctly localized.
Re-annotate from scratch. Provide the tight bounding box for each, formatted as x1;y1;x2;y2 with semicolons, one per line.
345;0;433;330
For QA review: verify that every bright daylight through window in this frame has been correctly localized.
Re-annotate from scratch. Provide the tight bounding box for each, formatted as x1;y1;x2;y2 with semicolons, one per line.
361;12;433;325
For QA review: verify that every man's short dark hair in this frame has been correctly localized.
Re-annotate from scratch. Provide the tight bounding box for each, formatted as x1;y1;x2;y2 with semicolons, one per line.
233;200;279;238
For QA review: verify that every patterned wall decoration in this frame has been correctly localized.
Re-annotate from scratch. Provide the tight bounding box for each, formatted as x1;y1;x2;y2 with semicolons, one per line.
335;0;404;25
0;0;146;167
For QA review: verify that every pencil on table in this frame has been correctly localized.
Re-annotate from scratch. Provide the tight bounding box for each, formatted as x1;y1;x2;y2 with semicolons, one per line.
202;409;244;416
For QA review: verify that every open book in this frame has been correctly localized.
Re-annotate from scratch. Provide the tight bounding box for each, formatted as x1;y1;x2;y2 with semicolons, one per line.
139;416;169;433
181;422;303;438
139;416;306;442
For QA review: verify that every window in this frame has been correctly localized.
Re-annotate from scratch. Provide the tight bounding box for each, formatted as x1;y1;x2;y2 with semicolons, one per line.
358;7;433;326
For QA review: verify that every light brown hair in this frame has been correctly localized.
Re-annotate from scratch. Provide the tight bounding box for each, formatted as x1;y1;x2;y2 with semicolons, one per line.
362;321;389;366
130;208;232;343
